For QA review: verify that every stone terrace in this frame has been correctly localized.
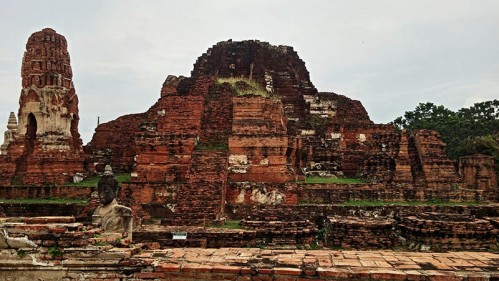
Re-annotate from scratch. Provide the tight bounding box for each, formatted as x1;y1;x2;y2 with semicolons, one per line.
0;247;498;280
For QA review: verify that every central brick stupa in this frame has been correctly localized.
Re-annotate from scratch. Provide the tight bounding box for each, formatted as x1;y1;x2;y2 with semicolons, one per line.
0;28;85;185
86;39;462;225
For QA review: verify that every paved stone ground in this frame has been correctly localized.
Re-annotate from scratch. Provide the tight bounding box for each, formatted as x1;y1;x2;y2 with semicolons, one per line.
1;247;498;280
131;248;499;280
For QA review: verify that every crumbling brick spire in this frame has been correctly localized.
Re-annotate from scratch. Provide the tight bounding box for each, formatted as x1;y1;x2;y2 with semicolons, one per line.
0;28;84;186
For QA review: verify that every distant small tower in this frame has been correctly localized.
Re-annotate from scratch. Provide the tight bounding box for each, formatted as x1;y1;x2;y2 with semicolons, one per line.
0;112;18;155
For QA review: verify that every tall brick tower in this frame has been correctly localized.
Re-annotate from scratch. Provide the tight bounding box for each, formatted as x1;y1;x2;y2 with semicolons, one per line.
0;28;85;186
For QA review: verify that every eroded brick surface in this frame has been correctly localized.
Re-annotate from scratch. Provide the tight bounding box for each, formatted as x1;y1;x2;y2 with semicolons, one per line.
0;28;85;186
0;247;497;280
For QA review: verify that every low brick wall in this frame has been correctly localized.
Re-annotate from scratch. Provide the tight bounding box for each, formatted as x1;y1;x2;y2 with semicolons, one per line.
0;185;93;200
226;204;499;223
297;184;497;204
240;207;318;246
226;182;497;207
1;216;100;249
135;219;317;248
398;212;498;251
226;182;298;205
0;203;86;217
325;216;396;249
133;225;258;248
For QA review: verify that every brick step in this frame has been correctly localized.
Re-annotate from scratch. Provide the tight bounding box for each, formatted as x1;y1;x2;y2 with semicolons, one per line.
169;209;220;215
161;218;219;226
192;195;223;200
173;210;219;216
186;174;226;179
175;193;222;199
175;202;221;208
174;191;222;198
157;238;207;248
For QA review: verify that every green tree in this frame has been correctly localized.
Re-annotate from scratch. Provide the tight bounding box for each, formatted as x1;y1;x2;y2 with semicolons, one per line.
458;134;499;177
392;100;498;161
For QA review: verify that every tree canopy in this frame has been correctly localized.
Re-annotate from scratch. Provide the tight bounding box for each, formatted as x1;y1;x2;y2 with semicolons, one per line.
392;100;498;175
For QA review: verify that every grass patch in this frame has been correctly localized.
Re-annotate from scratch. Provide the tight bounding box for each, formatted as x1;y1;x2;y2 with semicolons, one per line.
65;173;131;187
48;245;63;259
0;198;87;204
340;200;481;207
115;173;131;185
17;249;26;258
209;220;241;229
216;77;278;100
302;176;365;184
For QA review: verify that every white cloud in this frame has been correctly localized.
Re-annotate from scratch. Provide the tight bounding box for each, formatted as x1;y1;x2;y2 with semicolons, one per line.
0;0;498;143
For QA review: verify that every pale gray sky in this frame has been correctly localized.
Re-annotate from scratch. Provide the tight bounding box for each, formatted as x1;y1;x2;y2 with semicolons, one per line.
0;0;498;143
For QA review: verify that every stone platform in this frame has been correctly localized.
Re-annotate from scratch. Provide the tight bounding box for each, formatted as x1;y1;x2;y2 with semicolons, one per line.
0;247;498;280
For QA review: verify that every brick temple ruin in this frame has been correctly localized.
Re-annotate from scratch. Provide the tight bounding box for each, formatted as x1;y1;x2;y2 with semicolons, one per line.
0;29;498;280
84;39;497;225
0;28;84;186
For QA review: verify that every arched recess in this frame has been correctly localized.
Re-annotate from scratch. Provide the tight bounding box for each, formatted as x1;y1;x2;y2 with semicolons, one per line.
70;114;79;139
26;113;37;140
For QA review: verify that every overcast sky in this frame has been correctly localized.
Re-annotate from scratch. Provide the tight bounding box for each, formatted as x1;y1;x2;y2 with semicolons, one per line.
0;0;498;144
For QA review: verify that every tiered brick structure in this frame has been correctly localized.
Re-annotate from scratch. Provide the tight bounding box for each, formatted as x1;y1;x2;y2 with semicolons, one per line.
134;77;210;183
361;131;400;183
240;207;317;246
0;28;84;186
398;212;498;251
412;130;460;187
85;39;468;223
360;129;461;186
162;150;228;225
84;113;146;173
191;40;316;125
0;113;18;155
121;77;226;225
325;216;396;249
229;96;292;182
460;154;497;190
1;216;98;248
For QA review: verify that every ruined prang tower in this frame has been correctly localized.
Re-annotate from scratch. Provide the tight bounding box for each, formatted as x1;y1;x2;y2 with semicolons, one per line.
0;28;84;186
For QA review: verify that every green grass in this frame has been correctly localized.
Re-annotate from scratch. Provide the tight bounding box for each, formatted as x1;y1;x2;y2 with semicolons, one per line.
65;173;131;187
297;200;323;205
48;245;63;259
0;198;87;204
340;199;481;207
217;77;277;100
209;220;241;229
115;173;131;185
302;176;365;184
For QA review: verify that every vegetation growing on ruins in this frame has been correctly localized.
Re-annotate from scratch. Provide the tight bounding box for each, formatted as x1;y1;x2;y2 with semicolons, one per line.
65;173;131;187
393;100;498;176
308;115;332;135
0;198;87;204
302;176;365;184
48;245;63;259
216;77;276;99
16;249;26;258
195;143;228;151
209;220;241;229
341;200;480;206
